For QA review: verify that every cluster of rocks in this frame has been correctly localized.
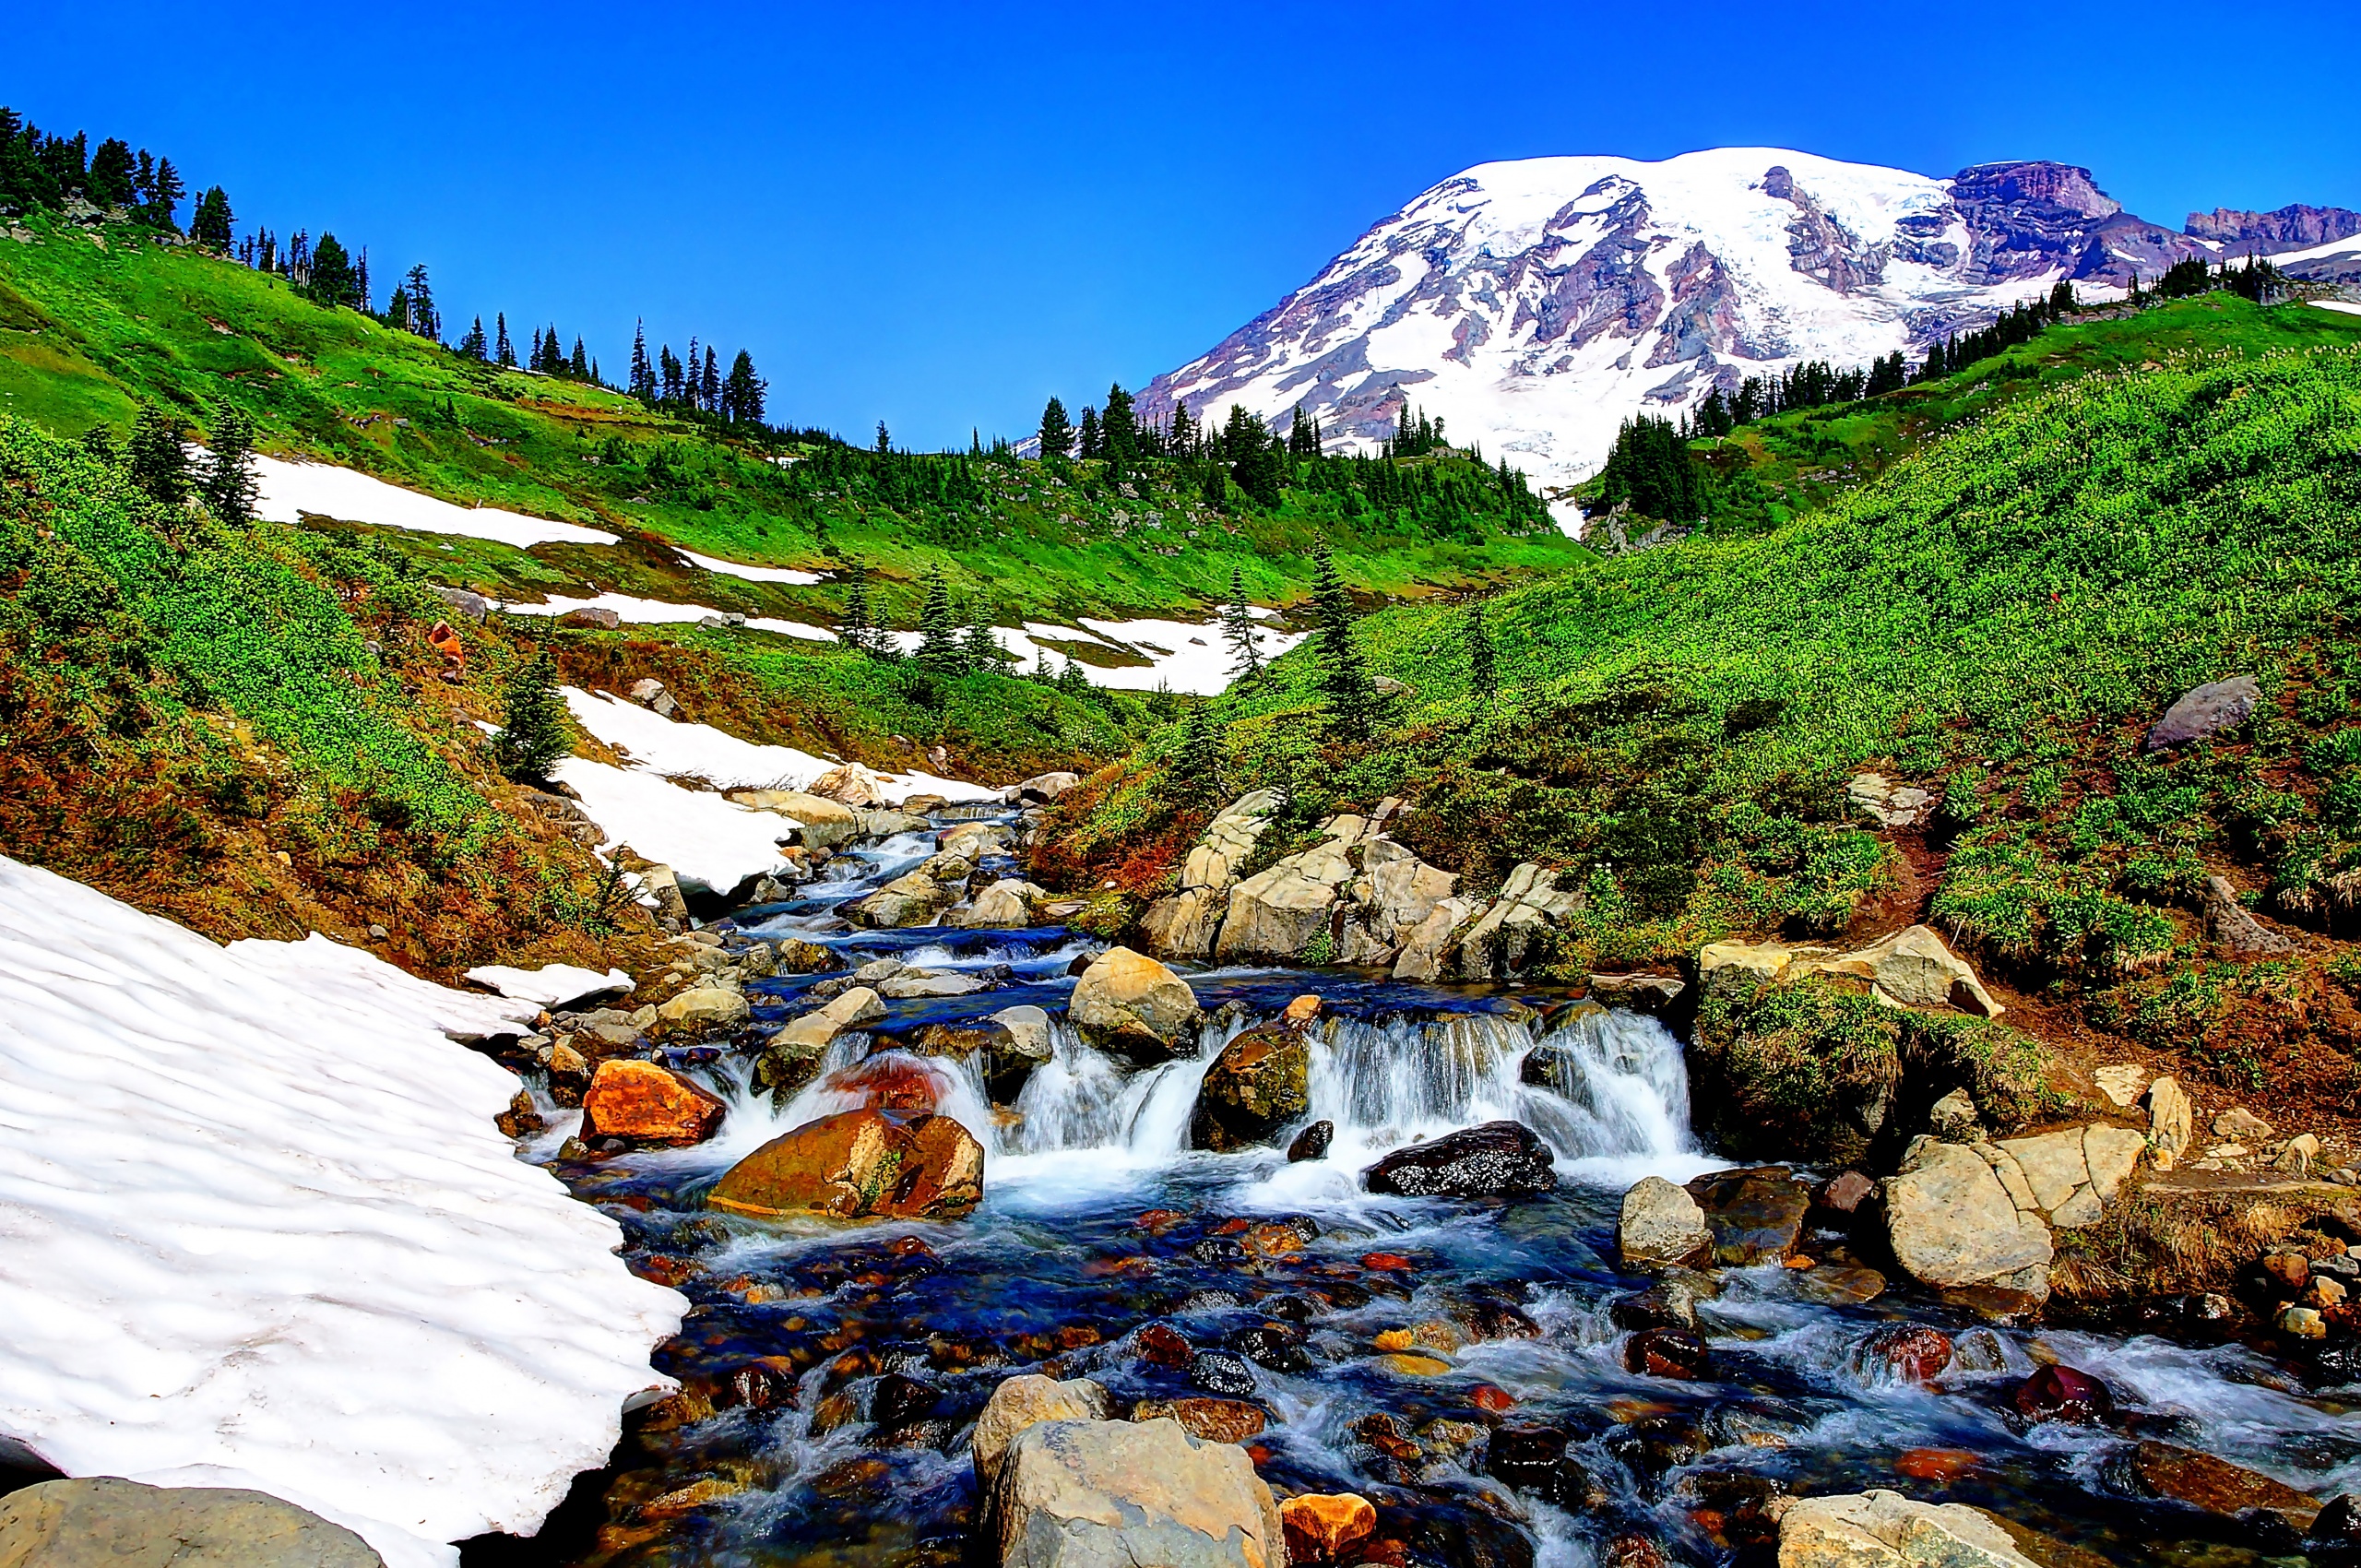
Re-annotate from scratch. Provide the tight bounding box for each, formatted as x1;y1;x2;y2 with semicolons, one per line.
1140;791;1599;983
1700;922;2003;1017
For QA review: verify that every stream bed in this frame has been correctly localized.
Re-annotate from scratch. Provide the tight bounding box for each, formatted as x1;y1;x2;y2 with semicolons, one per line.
525;812;2361;1567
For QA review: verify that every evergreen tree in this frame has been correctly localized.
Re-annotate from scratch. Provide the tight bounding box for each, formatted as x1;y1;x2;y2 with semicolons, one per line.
839;569;876;655
722;350;765;423
700;346;720;410
491;644;572;783
1101;383;1137;470
1076;405;1100;460
916;567;961;672
459;315;488;360
1311;546;1374;740
305;233;360;309
191;185;232;250
628;319;653;398
1038;396;1073;459
495;313;516;368
86;137;135;208
144;155;184;228
961;613;1003;674
1220;564;1262;679
1168;398;1193;457
1466;600;1497;704
1058;657;1089;695
571;337;590;380
200;408;260;524
79;424;117;467
127;403;187;507
875;420;892;454
1173;700;1222;803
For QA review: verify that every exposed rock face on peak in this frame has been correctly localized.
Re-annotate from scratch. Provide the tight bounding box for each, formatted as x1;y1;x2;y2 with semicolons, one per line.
2187;202;2361;254
1138;148;2318;497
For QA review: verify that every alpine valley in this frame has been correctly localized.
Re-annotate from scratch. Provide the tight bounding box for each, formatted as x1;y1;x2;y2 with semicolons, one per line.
5;101;2361;1568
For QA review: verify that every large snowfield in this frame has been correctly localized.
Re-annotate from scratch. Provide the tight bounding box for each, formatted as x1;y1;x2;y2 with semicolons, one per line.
0;858;686;1567
252;452;618;549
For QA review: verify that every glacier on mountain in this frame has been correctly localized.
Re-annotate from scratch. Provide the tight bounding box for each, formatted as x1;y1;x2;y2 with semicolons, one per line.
1134;148;2296;495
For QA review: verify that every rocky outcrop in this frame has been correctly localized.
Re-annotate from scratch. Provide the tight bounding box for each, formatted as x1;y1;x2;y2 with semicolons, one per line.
848;870;958;929
754;986;887;1099
1618;1175;1711;1268
985;1418;1285;1568
581;1059;726;1146
1004;771;1082;805
2144;674;2260;753
1389;897;1481;982
1363;1121;1554;1199
729;789;864;849
1586;973;1686;1013
1192;1004;1316;1152
1281;1494;1376;1564
2204;873;2297;956
1444;862;1583;980
1803;924;2003;1017
2131;1443;2323;1539
807;764;887;808
1778;1490;2042;1568
1847;773;1932;828
0;1479;386;1567
1882;1136;2053;1297
1699;940;1792;1001
1140;790;1284;959
1216;814;1370;961
955;879;1046;929
658;985;751;1030
972;1374;1113;1487
1989;1123;2148;1228
708;1106;983;1221
2146;1075;2193;1169
1070;947;1201;1063
1684;1167;1811;1265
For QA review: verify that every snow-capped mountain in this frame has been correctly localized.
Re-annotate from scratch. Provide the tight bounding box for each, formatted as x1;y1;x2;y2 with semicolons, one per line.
1135;148;2352;495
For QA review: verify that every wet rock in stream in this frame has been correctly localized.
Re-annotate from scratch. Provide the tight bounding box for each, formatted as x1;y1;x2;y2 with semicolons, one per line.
1362;1121;1554;1199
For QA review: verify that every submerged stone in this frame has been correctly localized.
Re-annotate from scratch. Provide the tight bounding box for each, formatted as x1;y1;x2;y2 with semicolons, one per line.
1362;1121;1554;1199
708;1107;982;1222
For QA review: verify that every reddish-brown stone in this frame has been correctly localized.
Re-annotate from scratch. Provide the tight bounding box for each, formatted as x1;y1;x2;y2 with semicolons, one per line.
1281;1493;1376;1563
582;1059;726;1146
706;1107;982;1222
1132;1396;1266;1444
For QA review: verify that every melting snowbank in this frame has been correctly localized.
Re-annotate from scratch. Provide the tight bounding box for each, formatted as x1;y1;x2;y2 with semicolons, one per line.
886;612;1304;695
675;549;825;585
252;453;617;549
0;859;685;1566
504;591;837;641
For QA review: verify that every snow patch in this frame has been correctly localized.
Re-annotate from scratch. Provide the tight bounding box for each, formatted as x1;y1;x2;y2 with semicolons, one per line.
0;857;684;1566
462;962;633;1010
251;453;616;549
552;755;798;895
675;549;825;585
503;592;836;642
2312;299;2361;316
228;931;538;1042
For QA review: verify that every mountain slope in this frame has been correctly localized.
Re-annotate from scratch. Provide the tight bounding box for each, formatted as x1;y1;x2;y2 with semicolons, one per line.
1137;148;2349;494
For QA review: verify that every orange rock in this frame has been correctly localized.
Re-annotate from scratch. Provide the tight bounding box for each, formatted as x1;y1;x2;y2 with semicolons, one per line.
426;620;465;666
582;1059;726;1146
1373;1329;1416;1352
1282;1493;1376;1563
1469;1384;1517;1413
1132;1396;1267;1444
1377;1352;1452;1377
1894;1447;1979;1482
1135;1208;1186;1231
1240;1222;1306;1258
707;1107;982;1221
1362;1252;1416;1272
1784;1255;1818;1270
635;1254;696;1288
1282;994;1324;1028
825;1054;943;1112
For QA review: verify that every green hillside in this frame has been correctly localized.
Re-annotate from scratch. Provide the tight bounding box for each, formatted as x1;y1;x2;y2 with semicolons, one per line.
1050;335;2361;1114
0;205;1583;635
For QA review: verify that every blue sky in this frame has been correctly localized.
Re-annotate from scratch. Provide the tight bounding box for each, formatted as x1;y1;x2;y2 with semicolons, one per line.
11;1;2357;448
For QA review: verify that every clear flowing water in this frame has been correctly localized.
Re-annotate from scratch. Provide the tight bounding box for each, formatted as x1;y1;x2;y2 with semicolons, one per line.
528;814;2361;1568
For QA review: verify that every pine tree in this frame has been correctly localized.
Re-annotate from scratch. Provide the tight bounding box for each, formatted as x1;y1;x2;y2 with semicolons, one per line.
628;319;653;398
916;567;961;672
1101;384;1136;470
86;138;135;208
127;403;187;507
79;424;117;467
491;644;572;783
495;313;516;368
1466;600;1497;703
459;316;488;360
1168;398;1193;457
1220;564;1262;679
875;420;892;454
305;233;359;309
961;614;1003;674
1038;396;1073;459
571;337;590;380
191;185;233;250
1058;657;1089;695
722;350;765;423
1311;545;1374;740
1173;700;1223;803
200;408;259;524
700;346;720;410
145;155;184;229
1076;405;1100;460
400;263;439;341
839;569;875;655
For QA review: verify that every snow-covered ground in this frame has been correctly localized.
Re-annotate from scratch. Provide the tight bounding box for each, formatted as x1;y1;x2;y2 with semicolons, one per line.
0;858;685;1567
673;549;825;585
502;591;836;641
251;453;618;549
883;612;1302;695
2314;299;2361;317
554;689;997;893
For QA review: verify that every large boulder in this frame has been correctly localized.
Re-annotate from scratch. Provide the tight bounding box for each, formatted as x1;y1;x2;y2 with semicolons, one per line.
2144;674;2260;753
1006;770;1083;804
986;1418;1284;1568
774;985;885;1053
658;985;752;1030
582;1059;726;1146
1778;1491;2042;1568
1699;940;1794;1002
1141;790;1285;959
2203;873;2297;957
1818;924;2002;1017
1337;837;1458;966
707;1106;982;1221
1192;1016;1313;1152
848;871;956;929
729;789;865;849
1363;1121;1555;1199
1390;897;1481;982
1216;818;1364;961
1070;947;1201;1063
1882;1136;2052;1293
1451;862;1584;980
1991;1123;2147;1228
2132;1442;2323;1538
808;764;887;807
955;878;1045;930
973;1374;1113;1487
1683;1166;1811;1265
1618;1176;1711;1269
0;1478;385;1567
